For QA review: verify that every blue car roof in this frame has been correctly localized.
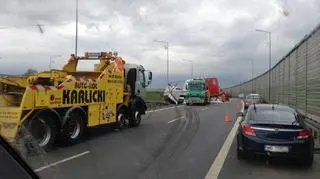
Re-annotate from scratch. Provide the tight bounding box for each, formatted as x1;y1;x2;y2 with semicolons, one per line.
248;104;296;113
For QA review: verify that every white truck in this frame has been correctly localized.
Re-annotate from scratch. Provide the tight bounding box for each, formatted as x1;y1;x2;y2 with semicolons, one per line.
163;81;187;104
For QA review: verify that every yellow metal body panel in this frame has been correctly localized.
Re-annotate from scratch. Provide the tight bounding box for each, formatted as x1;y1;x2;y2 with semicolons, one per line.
100;102;116;125
0;76;29;87
0;107;21;142
88;104;100;127
35;91;50;107
26;59;124;126
62;55;78;72
0;94;21;107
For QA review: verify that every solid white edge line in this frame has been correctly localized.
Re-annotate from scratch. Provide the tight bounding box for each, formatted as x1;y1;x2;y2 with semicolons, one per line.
167;116;184;124
34;151;90;172
205;101;244;179
146;105;182;114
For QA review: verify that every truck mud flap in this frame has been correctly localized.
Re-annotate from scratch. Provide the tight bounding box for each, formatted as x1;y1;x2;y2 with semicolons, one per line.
0;107;21;142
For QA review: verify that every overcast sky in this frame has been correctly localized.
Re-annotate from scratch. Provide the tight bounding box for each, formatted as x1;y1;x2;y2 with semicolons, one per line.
1;0;320;88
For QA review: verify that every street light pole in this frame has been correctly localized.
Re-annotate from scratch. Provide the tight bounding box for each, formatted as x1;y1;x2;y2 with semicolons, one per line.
154;40;169;84
252;58;254;93
182;59;193;78
166;42;169;83
0;24;44;33
268;32;271;95
191;62;193;78
75;0;79;57
269;33;271;101
256;29;272;102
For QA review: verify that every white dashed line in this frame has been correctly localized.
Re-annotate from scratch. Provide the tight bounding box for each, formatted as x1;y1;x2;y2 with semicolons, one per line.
34;151;90;172
205;101;244;179
168;116;184;124
201;107;209;111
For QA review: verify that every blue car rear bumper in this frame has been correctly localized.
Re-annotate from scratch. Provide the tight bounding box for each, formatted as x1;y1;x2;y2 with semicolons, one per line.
238;134;313;158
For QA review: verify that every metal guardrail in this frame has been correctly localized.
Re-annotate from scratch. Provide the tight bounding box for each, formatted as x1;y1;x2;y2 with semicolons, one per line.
227;23;320;148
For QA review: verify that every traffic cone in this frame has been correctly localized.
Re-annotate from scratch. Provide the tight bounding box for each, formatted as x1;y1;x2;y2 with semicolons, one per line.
224;113;231;122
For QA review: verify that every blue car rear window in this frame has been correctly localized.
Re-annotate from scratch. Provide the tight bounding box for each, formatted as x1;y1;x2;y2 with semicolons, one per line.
249;110;296;123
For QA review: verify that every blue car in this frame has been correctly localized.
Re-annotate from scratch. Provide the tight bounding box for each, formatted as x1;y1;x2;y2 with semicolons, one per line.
236;104;314;165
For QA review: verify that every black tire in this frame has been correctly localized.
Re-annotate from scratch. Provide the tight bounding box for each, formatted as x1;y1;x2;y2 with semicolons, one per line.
237;137;246;160
205;97;209;105
237;148;247;160
130;109;141;127
301;152;313;166
117;109;129;129
60;111;84;144
204;100;208;105
28;112;58;151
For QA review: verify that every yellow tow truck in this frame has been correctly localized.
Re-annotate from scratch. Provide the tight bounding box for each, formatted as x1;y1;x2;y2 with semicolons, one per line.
0;51;152;150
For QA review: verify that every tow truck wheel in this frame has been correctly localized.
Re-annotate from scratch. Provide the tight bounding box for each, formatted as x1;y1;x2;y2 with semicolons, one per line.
117;109;128;129
130;110;141;127
60;111;84;144
28;113;57;151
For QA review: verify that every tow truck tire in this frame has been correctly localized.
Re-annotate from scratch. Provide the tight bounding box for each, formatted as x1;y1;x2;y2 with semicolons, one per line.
117;109;128;130
60;111;84;144
28;112;58;151
130;108;141;127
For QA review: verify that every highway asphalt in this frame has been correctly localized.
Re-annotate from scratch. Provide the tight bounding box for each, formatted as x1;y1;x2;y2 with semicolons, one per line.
23;100;320;179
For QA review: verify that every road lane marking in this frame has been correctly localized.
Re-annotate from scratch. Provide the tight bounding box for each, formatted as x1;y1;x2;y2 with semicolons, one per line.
34;151;90;172
201;107;209;111
205;101;244;179
146;105;182;114
168;116;184;124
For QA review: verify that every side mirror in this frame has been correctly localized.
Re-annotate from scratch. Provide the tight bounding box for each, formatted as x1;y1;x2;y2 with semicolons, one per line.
297;113;305;120
236;112;244;117
148;71;152;85
143;70;152;87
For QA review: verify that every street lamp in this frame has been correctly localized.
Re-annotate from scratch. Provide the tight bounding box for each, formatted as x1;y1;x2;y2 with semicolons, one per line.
251;58;254;93
182;59;193;78
154;40;169;84
49;55;62;69
0;24;45;33
75;0;79;57
256;29;272;102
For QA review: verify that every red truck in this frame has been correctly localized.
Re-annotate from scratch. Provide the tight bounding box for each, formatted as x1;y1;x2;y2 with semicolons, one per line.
204;78;220;99
218;89;231;102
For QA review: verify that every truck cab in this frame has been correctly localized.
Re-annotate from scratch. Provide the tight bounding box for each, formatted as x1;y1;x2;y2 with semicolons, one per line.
184;79;209;105
124;63;152;99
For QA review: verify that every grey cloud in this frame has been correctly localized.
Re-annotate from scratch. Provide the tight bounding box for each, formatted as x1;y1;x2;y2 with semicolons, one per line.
1;0;320;89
